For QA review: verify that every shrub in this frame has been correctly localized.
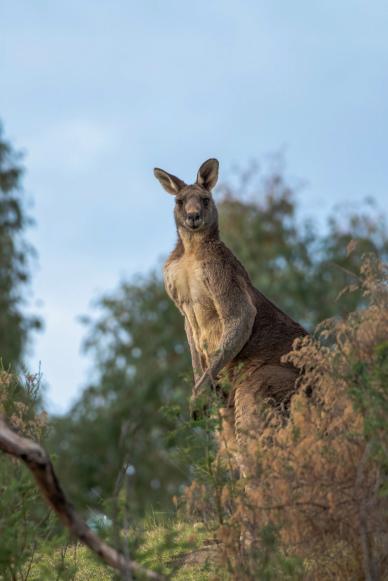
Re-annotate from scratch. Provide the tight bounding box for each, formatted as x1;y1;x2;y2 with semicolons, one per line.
0;370;53;579
182;253;388;580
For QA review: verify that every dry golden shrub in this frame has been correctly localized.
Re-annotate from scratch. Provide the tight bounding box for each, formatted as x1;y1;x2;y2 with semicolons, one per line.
183;255;388;580
0;370;47;439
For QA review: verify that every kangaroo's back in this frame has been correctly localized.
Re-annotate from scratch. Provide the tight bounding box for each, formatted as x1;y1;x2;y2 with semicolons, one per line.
208;239;306;364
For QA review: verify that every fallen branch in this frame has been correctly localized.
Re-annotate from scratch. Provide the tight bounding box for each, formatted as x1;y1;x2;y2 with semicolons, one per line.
0;416;164;580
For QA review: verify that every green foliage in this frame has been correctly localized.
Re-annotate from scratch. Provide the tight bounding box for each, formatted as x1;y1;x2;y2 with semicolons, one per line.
134;517;214;580
24;519;214;580
219;162;388;327
0;124;41;369
27;542;113;581
50;274;193;516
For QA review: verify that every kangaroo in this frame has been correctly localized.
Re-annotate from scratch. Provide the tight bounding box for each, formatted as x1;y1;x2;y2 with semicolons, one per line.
154;158;307;457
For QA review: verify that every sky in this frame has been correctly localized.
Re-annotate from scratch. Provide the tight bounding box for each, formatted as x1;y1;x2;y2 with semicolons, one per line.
1;1;388;412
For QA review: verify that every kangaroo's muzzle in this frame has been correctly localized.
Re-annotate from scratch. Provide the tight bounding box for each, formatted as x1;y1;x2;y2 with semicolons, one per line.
186;211;202;229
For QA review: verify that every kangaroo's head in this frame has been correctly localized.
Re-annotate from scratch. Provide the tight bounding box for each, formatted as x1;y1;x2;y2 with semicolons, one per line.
154;159;219;234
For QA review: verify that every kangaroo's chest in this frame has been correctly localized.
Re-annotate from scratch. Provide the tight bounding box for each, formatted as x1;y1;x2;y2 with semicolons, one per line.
164;256;222;355
164;255;212;311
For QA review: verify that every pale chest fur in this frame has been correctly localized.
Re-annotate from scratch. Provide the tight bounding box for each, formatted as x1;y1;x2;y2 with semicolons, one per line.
164;254;223;358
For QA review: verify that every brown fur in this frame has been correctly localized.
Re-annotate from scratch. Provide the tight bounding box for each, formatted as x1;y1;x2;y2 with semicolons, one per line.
154;159;307;454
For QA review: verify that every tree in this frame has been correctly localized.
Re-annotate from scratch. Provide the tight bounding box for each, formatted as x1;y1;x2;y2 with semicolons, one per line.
52;274;192;515
219;160;388;327
0;124;40;369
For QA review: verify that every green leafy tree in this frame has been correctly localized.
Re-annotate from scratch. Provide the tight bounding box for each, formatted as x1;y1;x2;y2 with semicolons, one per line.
0;124;41;369
52;274;191;516
219;162;388;327
0;126;49;579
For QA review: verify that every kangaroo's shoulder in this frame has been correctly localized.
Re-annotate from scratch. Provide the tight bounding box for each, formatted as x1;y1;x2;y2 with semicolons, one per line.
200;239;252;281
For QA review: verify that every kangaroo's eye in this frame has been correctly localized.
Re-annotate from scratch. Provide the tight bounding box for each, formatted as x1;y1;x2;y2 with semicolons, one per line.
203;198;210;207
176;199;183;207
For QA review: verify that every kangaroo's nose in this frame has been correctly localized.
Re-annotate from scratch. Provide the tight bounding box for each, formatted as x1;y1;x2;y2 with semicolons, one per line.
187;211;201;225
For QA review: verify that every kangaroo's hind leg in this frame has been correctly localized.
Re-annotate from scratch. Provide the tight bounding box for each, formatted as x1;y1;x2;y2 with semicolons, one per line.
233;364;299;476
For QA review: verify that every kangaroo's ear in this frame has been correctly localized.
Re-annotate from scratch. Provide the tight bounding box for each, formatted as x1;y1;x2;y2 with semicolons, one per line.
153;168;186;195
196;158;219;191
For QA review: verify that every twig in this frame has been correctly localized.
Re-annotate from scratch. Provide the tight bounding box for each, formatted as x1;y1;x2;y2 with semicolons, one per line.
0;416;164;580
355;443;377;581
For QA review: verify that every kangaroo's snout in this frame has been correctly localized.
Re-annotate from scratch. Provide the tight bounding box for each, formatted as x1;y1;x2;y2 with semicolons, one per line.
186;210;202;229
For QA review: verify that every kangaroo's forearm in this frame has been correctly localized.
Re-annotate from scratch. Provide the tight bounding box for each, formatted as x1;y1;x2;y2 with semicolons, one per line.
209;311;255;377
185;319;204;382
190;347;204;383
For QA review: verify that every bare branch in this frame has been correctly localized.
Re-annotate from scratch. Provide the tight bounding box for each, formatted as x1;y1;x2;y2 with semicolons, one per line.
355;442;377;581
0;416;164;580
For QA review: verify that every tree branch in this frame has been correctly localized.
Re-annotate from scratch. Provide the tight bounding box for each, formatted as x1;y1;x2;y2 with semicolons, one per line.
0;416;164;580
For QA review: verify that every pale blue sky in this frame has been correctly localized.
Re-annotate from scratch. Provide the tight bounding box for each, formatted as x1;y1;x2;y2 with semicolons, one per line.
1;1;387;411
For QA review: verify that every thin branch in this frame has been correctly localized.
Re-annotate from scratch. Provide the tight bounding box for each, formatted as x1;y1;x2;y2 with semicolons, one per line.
0;416;164;581
355;442;377;581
